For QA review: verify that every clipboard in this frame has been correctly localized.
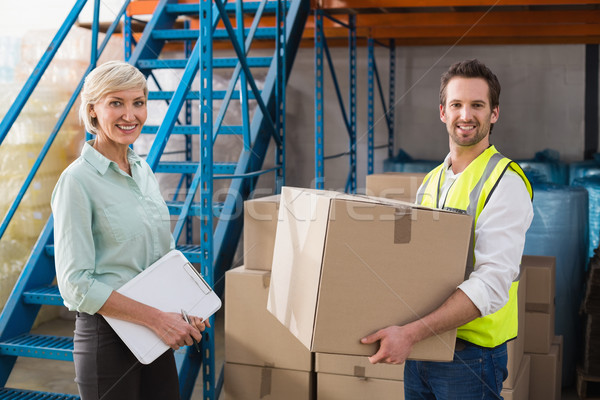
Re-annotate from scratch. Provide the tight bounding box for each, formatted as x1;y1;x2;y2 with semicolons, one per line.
103;250;222;364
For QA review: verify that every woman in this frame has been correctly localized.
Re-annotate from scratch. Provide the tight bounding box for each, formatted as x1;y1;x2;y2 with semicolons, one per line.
51;61;208;400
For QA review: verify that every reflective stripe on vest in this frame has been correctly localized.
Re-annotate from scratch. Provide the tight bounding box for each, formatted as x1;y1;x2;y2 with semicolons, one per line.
417;145;533;348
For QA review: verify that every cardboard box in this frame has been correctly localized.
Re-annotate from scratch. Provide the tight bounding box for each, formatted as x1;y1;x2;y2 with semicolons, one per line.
528;336;562;400
505;267;527;389
268;187;473;360
524;311;555;354
501;355;530;400
223;363;314;400
316;353;404;381
317;372;405;400
243;195;280;270
521;256;555;313
225;266;312;371
365;173;427;203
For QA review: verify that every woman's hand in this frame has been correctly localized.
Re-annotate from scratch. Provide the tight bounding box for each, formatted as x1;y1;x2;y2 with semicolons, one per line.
98;291;211;350
151;311;208;350
187;314;211;333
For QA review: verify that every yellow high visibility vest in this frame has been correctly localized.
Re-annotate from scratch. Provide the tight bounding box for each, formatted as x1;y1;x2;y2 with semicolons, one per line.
416;145;533;348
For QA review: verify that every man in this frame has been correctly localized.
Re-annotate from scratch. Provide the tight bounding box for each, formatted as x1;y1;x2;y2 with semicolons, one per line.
361;59;534;399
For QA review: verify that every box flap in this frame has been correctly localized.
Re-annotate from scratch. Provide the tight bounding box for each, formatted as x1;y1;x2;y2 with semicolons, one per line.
267;187;333;350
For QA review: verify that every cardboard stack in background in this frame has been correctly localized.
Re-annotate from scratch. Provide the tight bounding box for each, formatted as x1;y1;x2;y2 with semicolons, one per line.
503;266;527;393
242;195;280;271
501;355;531;400
521;255;562;400
522;256;556;355
223;195;315;399
365;172;426;203
530;336;563;400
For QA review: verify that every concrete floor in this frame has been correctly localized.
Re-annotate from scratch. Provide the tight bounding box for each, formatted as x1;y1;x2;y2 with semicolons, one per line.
4;315;581;399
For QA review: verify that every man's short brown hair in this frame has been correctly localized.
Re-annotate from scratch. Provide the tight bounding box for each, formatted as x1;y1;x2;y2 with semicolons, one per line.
440;59;501;109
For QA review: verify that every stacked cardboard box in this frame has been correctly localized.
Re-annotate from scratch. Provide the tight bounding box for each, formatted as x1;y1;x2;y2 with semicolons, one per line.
316;353;405;399
504;267;527;391
223;195;315;399
242;195;280;271
365;172;426;203
521;255;562;400
501;355;531;400
529;336;563;400
522;256;556;355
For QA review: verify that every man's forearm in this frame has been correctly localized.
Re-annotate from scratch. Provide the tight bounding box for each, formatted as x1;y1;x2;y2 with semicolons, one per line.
404;289;481;344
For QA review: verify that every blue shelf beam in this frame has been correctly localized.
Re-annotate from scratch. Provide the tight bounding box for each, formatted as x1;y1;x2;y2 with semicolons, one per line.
314;9;324;190
313;9;357;193
366;38;397;174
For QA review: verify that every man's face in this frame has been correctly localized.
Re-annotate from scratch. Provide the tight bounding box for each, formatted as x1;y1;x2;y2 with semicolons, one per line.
440;77;499;148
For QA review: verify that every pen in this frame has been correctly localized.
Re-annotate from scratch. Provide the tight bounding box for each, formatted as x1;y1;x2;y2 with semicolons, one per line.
181;309;201;353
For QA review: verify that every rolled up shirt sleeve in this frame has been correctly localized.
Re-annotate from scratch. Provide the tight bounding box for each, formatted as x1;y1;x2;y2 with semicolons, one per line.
457;170;534;317
52;170;114;314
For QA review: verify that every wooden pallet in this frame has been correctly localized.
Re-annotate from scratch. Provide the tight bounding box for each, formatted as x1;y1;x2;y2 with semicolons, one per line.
578;368;600;399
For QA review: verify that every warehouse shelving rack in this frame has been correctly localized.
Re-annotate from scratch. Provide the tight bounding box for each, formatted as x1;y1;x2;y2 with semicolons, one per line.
313;9;398;189
0;1;600;399
313;9;358;192
0;0;309;399
311;0;600;182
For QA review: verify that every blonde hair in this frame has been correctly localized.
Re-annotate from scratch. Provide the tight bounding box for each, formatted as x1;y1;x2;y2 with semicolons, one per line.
79;61;148;135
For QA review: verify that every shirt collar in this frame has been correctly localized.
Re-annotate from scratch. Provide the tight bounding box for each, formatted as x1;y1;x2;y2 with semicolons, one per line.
81;139;142;175
442;153;452;171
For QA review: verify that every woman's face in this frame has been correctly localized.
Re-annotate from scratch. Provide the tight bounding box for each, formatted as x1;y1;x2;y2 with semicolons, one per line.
90;88;147;147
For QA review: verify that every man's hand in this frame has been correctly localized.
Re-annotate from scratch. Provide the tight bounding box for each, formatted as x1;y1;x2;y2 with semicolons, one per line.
361;325;415;365
360;289;481;365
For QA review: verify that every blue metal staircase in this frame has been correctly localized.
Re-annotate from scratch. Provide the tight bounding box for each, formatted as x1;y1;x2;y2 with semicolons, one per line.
0;0;309;399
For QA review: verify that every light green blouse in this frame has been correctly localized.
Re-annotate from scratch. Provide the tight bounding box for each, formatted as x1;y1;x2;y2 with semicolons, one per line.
51;140;174;314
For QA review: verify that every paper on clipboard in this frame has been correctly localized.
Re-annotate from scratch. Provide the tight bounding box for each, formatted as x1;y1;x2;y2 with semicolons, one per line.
103;250;222;364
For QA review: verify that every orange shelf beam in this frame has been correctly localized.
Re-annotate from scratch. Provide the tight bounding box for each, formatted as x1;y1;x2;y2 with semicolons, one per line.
125;0;600;47
313;0;600;8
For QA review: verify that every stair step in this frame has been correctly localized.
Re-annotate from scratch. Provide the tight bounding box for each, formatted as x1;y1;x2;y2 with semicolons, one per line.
0;387;79;399
165;1;287;16
156;162;237;174
0;334;73;361
42;244;205;270
141;125;199;135
38;241;206;282
22;285;63;306
148;90;256;101
165;201;224;217
152;27;277;41
148;91;199;101
138;57;271;70
142;125;243;135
